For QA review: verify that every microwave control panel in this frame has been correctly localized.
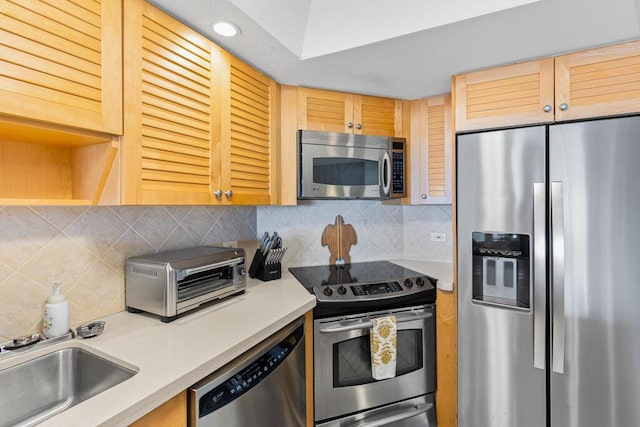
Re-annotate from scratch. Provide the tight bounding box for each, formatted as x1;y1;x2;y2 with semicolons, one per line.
391;139;406;198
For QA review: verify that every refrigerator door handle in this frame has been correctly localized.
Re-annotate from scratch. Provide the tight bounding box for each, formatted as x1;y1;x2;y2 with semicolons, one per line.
533;182;546;370
551;181;566;374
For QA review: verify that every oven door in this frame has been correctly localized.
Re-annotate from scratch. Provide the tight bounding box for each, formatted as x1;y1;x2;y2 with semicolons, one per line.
299;142;391;199
313;305;435;423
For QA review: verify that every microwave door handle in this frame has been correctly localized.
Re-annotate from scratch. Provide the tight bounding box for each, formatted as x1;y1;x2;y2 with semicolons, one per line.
382;151;391;196
345;403;433;427
319;312;433;333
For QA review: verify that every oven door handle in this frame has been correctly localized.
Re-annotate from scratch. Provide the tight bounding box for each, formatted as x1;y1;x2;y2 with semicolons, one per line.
319;312;432;333
345;403;434;427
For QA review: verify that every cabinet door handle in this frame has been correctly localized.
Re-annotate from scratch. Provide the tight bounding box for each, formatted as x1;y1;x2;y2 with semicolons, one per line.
356;123;362;130
347;122;353;128
543;104;552;113
225;190;233;198
559;103;569;111
214;189;222;197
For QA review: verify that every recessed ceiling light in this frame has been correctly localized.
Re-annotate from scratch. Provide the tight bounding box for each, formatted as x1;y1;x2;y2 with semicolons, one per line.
213;21;241;37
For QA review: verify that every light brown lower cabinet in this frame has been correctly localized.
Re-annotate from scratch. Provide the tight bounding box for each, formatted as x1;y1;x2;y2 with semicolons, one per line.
129;391;186;427
436;288;457;427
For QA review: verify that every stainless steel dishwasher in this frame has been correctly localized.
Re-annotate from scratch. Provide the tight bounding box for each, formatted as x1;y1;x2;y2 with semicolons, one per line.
188;317;306;426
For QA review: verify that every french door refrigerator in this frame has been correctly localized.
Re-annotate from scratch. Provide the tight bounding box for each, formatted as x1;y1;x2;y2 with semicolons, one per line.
456;115;640;427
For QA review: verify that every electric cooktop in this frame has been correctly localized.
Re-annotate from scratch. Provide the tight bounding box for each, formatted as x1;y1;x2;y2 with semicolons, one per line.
289;261;437;317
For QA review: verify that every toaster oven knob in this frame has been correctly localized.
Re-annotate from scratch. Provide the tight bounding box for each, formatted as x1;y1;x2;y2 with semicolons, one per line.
323;287;333;296
416;277;425;287
404;278;414;288
239;267;246;276
337;285;347;295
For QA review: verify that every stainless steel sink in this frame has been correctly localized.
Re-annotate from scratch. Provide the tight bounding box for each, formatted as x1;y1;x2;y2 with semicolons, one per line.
0;346;137;427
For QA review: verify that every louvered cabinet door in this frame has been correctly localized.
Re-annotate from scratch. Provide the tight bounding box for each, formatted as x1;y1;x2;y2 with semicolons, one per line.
213;48;279;205
409;96;452;205
0;0;122;134
215;54;276;205
297;87;353;133
356;95;401;136
454;59;555;132
123;0;213;205
555;40;640;121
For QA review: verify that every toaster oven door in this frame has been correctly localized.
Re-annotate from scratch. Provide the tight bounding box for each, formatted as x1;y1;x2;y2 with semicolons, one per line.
175;259;246;313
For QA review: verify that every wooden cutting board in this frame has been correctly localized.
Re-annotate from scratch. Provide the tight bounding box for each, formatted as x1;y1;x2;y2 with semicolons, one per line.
321;215;357;265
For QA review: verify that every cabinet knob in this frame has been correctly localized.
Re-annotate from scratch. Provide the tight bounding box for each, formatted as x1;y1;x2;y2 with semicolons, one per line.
347;122;353;129
225;190;233;198
543;104;552;113
356;123;362;130
214;189;223;197
421;194;427;199
559;103;569;111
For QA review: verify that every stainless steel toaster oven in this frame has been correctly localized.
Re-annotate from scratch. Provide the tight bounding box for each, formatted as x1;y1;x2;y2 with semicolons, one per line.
125;246;246;322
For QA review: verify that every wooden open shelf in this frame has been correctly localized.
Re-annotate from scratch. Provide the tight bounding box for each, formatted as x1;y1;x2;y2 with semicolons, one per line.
0;117;119;205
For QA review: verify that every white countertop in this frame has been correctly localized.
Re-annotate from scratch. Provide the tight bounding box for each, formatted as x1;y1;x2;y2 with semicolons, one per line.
2;260;452;426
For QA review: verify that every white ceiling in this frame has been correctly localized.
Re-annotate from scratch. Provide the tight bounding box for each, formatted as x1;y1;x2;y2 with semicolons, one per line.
148;0;640;100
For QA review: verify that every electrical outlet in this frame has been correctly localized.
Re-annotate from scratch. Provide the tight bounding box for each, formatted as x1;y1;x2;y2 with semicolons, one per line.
431;232;446;242
222;240;238;248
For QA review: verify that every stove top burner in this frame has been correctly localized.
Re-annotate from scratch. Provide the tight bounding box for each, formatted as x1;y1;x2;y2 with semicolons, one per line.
289;261;437;318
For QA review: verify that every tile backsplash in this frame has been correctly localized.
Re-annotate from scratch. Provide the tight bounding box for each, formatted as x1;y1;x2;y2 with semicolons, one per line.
0;201;452;341
0;205;256;341
258;200;452;268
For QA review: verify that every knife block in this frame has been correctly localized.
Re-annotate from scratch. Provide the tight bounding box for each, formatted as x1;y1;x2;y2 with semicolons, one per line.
248;249;281;281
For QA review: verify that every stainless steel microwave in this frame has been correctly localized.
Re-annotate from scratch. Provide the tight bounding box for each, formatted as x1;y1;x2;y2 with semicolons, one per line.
298;130;406;200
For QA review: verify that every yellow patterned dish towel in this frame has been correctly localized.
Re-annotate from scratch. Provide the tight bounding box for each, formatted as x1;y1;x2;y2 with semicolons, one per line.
370;315;397;380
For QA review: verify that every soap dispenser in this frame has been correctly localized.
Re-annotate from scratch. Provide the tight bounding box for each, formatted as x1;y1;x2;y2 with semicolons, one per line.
43;280;69;338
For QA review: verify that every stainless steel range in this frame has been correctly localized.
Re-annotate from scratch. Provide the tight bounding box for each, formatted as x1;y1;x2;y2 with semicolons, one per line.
290;261;437;427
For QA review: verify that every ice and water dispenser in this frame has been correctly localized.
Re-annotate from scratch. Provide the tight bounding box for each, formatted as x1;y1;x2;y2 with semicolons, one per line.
472;232;530;310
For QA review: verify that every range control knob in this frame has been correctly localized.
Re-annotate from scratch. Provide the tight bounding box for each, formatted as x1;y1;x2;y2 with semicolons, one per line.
323;287;333;296
404;278;414;288
337;285;347;295
416;277;425;287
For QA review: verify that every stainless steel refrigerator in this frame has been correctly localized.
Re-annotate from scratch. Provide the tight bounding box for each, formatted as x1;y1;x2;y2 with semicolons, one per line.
456;115;640;427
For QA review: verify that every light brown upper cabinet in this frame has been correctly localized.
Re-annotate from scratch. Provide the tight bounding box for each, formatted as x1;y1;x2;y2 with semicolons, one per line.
407;95;452;205
0;0;122;134
554;40;640;121
454;59;555;132
123;0;215;205
0;1;121;205
212;51;279;205
454;40;640;132
297;87;403;137
123;0;277;205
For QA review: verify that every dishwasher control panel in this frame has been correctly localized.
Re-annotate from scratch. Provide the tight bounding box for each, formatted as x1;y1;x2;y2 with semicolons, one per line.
197;323;304;418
